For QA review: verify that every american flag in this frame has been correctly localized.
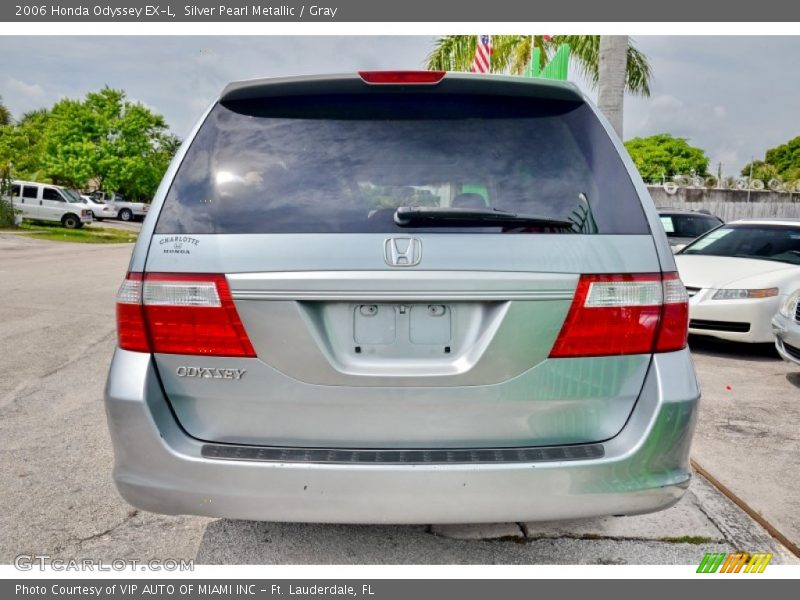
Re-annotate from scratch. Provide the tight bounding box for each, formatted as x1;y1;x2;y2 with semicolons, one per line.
470;35;493;73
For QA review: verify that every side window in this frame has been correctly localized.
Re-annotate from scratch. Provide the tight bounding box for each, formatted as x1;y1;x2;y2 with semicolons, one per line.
42;188;65;202
11;184;21;197
659;215;675;235
22;186;38;199
671;216;690;237
677;215;719;238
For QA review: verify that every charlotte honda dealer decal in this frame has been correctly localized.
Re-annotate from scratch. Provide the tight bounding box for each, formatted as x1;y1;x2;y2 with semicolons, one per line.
160;236;200;255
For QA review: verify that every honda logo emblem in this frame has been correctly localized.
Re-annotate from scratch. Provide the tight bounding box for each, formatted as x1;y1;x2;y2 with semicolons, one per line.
384;237;422;267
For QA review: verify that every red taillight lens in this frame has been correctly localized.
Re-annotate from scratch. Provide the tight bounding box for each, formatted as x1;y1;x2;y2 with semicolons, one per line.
116;272;149;352
655;272;690;352
549;272;689;358
115;272;256;357
358;70;446;84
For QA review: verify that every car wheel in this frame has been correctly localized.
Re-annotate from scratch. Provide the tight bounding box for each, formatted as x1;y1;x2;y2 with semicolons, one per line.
62;214;80;229
119;209;133;221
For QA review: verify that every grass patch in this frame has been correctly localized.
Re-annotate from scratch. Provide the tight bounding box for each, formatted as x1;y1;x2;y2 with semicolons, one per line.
660;535;715;545
15;221;137;244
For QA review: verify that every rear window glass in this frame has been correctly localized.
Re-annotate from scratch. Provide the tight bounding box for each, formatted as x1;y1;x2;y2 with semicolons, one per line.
155;93;649;235
662;214;721;238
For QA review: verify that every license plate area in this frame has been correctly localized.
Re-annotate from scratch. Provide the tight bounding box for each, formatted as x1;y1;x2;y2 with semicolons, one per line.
354;303;452;355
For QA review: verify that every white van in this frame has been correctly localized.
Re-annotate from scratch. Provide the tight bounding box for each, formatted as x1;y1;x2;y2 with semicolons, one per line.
9;180;93;229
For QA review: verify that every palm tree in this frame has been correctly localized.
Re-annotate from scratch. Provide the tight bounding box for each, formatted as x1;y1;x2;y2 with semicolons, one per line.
427;35;651;136
0;96;11;126
597;36;629;137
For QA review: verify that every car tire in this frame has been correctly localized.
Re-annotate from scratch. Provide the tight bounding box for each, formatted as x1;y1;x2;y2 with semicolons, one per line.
62;214;80;229
119;209;133;222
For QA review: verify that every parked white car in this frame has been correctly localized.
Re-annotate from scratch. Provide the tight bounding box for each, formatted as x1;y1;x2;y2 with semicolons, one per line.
90;191;149;222
772;289;800;365
73;192;118;221
675;219;800;343
8;180;93;229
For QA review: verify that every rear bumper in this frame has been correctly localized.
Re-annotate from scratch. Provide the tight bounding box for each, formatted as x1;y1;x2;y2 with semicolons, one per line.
104;348;700;524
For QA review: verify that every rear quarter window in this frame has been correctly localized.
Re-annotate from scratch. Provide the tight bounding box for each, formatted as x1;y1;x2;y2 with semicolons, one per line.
156;93;650;235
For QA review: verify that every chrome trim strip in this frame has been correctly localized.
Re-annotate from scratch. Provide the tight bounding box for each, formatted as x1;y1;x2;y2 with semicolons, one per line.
228;271;576;302
231;290;572;301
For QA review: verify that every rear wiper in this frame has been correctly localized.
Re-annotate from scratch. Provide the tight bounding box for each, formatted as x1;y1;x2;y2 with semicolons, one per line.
393;206;573;229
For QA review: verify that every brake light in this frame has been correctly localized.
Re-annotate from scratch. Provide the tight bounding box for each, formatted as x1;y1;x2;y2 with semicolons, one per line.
358;70;446;84
115;272;256;357
549;272;689;358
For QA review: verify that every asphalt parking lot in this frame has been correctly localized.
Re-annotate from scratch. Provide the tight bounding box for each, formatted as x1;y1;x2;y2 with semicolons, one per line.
0;232;797;565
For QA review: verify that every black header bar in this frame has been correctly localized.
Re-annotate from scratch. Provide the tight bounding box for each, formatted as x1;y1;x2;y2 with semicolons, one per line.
3;0;800;22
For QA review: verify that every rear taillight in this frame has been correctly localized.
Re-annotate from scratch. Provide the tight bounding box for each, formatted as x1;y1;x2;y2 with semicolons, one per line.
116;273;148;352
115;272;256;357
549;272;689;358
655;273;690;352
358;70;446;84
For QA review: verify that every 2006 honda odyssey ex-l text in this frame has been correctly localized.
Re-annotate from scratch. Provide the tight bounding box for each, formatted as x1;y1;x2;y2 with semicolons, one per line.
105;71;700;523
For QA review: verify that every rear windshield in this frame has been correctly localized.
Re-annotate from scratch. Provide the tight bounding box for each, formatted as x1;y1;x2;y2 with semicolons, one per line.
660;214;722;238
155;93;649;235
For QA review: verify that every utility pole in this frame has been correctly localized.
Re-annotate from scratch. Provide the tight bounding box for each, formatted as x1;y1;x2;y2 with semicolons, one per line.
747;157;753;203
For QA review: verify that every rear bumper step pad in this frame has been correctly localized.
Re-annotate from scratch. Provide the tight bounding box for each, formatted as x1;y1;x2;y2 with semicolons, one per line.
201;442;604;464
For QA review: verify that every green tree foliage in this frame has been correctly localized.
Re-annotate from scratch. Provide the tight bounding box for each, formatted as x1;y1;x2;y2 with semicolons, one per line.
42;88;176;199
624;134;710;182
427;35;652;96
0;158;15;227
740;160;781;183
741;136;800;183
0;88;179;201
0;96;11;126
1;108;53;182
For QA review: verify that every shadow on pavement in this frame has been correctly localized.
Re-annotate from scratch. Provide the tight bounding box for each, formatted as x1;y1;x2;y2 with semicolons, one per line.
688;335;780;362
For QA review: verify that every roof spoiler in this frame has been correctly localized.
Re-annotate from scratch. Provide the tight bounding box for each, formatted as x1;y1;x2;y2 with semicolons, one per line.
219;72;585;103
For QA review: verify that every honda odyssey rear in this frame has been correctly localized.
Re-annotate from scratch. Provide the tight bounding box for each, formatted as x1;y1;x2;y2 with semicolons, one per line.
104;71;700;523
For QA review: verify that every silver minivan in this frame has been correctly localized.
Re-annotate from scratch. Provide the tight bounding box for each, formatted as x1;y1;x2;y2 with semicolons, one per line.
105;72;699;524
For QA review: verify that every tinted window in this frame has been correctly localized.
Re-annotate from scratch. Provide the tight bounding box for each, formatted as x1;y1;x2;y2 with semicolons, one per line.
42;188;65;202
663;214;721;238
156;94;649;235
10;184;20;197
22;186;38;199
682;224;800;265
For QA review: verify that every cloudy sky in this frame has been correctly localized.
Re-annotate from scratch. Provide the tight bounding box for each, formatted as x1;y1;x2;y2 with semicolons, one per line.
1;35;798;176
